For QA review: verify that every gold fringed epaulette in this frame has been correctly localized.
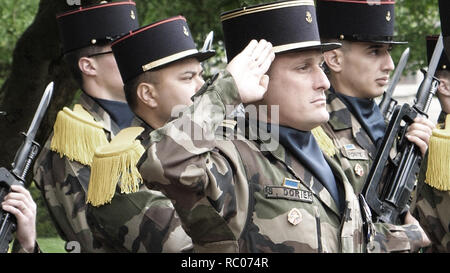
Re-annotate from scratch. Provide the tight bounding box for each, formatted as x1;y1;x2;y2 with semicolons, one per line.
425;114;450;191
311;126;336;157
86;126;145;207
50;104;109;166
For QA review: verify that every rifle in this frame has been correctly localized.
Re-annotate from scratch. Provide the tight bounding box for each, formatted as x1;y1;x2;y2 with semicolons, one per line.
0;82;54;253
362;35;444;225
379;47;410;120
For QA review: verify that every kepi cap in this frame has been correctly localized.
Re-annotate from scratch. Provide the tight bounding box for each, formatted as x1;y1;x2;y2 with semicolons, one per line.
112;16;215;83
220;0;341;62
56;1;139;54
316;0;406;44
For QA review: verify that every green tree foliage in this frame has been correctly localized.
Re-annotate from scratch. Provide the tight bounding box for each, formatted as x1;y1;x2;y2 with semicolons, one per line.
0;0;38;86
393;0;441;74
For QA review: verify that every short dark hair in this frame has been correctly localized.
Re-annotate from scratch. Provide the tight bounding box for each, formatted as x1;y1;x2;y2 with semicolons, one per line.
63;43;110;88
123;70;159;110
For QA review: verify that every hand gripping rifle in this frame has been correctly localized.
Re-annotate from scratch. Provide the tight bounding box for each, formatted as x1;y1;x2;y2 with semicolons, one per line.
0;82;54;252
362;35;444;225
379;47;410;120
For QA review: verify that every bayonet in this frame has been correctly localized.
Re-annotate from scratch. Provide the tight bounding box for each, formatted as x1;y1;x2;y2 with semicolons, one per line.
379;47;410;118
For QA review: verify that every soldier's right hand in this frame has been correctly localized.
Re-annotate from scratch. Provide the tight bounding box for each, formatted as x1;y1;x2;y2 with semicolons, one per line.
226;39;275;103
403;211;431;249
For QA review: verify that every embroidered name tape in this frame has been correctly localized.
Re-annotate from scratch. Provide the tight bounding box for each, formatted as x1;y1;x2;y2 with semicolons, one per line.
265;186;313;203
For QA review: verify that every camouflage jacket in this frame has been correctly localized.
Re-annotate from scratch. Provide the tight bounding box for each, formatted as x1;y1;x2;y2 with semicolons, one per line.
320;90;376;195
138;71;427;253
411;111;450;252
33;93;120;253
85;117;193;253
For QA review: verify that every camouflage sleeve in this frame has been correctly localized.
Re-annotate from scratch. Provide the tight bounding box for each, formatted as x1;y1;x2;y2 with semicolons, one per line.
86;186;193;253
139;71;245;250
412;154;450;252
369;222;427;253
33;137;103;253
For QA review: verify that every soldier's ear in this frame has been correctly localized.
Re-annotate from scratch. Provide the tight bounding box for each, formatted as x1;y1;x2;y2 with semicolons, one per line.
323;49;343;73
136;82;158;109
78;57;97;76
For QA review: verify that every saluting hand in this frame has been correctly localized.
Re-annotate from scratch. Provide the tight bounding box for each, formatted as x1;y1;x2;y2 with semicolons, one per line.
226;39;275;103
1;185;37;253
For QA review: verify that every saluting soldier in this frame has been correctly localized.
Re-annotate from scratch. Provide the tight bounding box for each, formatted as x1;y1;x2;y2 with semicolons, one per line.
84;16;215;252
137;0;429;252
315;0;435;195
32;1;139;253
411;32;450;253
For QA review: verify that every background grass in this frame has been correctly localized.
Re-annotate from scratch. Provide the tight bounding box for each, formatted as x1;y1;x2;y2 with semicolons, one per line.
37;237;66;253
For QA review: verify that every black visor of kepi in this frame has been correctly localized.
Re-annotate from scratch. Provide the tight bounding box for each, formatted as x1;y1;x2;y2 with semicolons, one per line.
316;0;406;45
112;16;215;84
56;1;139;54
220;0;341;62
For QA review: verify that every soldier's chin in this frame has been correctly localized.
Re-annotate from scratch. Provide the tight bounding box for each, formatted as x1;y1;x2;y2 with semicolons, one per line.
312;110;330;128
318;110;330;124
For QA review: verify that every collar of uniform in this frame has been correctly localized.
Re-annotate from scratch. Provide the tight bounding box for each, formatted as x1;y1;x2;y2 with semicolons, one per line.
79;92;120;137
326;88;376;157
239;117;343;216
326;89;353;131
287;137;342;216
131;115;154;147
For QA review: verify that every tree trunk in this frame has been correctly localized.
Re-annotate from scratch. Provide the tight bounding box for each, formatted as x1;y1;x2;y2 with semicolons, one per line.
0;0;99;183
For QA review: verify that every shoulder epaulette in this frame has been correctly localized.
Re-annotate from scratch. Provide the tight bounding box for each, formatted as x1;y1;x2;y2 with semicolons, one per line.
87;126;145;207
311;126;337;158
50;104;109;166
425;114;450;191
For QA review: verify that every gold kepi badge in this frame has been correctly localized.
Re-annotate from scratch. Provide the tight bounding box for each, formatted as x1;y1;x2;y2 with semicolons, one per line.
287;208;302;226
354;163;364;177
130;10;136;20
183;26;189;37
305;11;312;24
386;11;391;22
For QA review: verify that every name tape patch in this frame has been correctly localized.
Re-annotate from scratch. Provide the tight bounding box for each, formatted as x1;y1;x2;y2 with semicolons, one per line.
264;186;313;203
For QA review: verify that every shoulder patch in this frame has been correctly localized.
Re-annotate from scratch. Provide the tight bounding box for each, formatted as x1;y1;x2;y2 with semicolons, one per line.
87;126;145;207
50;104;108;166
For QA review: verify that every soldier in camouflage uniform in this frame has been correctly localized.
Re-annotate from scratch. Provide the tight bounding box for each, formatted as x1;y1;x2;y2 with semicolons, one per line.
85;16;215;252
32;2;139;252
137;1;430;253
315;0;435;195
411;32;450;252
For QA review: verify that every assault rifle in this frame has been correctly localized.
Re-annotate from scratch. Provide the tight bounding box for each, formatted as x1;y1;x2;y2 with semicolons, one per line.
362;35;444;224
0;82;54;252
379;47;410;120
